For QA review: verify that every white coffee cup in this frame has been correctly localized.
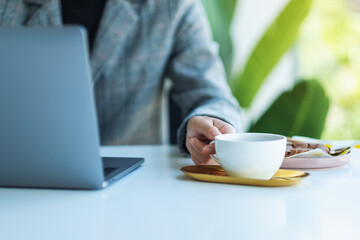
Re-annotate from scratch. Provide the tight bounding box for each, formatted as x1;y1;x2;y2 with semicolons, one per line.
210;133;287;180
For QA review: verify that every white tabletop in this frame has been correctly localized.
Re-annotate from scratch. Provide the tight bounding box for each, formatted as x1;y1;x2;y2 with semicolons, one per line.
1;145;360;240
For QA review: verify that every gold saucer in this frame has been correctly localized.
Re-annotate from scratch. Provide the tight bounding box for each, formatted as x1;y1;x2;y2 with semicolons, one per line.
181;165;309;187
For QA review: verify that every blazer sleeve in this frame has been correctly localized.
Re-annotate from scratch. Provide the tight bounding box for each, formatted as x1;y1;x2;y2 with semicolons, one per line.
166;0;245;154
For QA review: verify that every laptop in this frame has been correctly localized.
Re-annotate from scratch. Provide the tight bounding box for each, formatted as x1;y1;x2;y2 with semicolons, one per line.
0;27;144;190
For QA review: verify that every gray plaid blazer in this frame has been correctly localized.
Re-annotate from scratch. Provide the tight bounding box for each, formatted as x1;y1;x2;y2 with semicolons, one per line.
0;0;243;152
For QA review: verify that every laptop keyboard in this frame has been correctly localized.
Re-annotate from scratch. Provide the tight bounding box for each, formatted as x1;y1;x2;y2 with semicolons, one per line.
104;167;118;176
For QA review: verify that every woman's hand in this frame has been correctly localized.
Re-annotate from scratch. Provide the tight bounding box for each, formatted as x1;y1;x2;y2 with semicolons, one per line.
186;116;236;165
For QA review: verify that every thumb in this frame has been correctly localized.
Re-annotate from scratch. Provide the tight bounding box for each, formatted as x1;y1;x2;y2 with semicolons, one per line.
188;117;222;140
197;122;222;141
213;118;236;134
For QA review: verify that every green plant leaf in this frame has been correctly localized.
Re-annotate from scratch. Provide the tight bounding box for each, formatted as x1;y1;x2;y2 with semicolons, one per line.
202;0;237;77
250;80;329;138
232;0;313;108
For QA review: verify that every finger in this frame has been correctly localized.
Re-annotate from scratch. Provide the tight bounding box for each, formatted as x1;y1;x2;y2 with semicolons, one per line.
191;150;209;165
188;139;209;164
190;137;207;153
192;151;219;165
188;138;218;165
199;158;219;165
213;119;236;134
191;138;218;165
195;121;222;141
202;143;215;155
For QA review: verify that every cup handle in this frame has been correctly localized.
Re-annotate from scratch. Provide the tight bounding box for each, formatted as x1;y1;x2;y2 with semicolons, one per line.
209;141;220;164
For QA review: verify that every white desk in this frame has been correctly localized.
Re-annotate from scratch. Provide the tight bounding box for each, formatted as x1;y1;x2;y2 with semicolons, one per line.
1;145;359;240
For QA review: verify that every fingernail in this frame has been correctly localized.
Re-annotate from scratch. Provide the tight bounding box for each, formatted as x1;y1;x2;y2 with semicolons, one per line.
213;129;222;137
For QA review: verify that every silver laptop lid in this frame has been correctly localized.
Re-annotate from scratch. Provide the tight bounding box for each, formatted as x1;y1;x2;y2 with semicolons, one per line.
0;27;104;189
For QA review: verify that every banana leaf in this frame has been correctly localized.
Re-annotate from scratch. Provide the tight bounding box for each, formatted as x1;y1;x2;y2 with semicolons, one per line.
202;0;237;77
250;80;329;138
232;0;313;108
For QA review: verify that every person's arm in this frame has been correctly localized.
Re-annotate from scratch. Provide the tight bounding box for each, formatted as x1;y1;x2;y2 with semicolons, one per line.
166;0;244;164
